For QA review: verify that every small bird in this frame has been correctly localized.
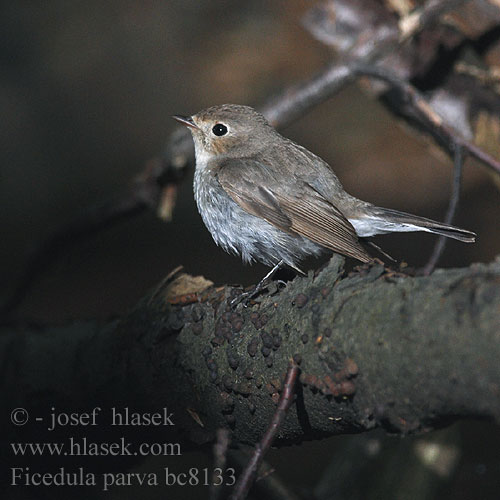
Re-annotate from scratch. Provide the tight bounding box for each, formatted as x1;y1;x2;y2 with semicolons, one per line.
173;104;475;277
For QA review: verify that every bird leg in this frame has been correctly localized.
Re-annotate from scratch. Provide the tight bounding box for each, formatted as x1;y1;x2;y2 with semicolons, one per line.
231;260;285;307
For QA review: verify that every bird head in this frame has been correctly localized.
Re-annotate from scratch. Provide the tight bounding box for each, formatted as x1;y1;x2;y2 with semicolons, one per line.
173;104;275;159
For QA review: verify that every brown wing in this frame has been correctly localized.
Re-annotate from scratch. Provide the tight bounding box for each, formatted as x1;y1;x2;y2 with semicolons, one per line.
216;158;372;263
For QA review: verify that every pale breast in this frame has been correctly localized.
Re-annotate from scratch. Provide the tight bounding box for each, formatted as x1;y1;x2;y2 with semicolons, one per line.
193;166;323;267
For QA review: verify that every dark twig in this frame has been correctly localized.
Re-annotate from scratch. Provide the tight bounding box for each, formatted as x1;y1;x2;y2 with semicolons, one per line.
399;0;470;41
351;63;500;176
262;63;355;128
262;0;399;126
230;361;299;500
462;139;500;175
1;153;189;317
1;191;148;318
228;449;303;500
210;428;231;500
422;145;465;275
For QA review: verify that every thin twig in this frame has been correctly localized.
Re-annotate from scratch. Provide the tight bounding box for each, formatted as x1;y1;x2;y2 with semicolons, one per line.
210;428;231;500
228;449;303;500
262;63;355;127
230;361;299;500
351;63;500;176
422;144;465;275
1;154;188;317
263;1;399;126
463;139;500;174
399;0;470;41
1;191;148;318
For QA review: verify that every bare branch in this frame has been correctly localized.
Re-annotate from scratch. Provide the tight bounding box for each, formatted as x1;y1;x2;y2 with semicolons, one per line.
261;63;354;128
351;62;500;176
1;192;147;318
211;428;232;500
1;132;191;317
399;0;470;40
230;361;299;500
422;144;465;275
3;257;500;450
228;450;304;500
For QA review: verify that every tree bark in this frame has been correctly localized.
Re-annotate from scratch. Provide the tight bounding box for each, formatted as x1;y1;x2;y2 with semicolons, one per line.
2;256;500;448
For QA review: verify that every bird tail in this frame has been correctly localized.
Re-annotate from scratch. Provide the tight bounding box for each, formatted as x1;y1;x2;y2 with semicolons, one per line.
363;207;476;243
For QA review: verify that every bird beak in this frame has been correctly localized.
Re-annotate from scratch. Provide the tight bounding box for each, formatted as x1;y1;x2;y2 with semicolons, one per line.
172;115;199;130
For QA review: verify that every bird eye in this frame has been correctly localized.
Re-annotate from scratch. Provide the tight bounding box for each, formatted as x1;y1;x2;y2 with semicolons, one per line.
212;123;228;136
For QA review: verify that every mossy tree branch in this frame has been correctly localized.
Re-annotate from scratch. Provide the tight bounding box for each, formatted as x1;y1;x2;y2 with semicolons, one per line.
2;257;500;449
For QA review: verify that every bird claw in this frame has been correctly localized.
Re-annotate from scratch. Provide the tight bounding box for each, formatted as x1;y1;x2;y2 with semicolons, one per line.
229;260;286;309
230;290;254;308
230;280;267;308
229;278;288;309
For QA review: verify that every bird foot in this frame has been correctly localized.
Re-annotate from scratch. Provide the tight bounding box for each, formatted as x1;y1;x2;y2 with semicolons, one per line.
229;279;272;308
230;260;286;308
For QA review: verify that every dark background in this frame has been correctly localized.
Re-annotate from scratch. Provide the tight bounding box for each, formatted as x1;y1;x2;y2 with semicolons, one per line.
1;1;499;499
